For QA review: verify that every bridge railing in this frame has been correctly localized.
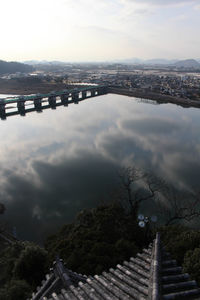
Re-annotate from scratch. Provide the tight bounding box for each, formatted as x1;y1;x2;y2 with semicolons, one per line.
1;85;108;104
0;85;108;120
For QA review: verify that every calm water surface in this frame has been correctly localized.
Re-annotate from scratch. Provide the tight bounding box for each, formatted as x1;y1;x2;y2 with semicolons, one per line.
1;94;200;243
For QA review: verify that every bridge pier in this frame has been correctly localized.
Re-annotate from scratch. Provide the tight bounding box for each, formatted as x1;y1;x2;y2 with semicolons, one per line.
72;93;79;104
0;103;6;114
17;99;26;116
48;95;57;108
34;98;42;111
97;88;102;95
82;91;87;99
0;85;108;120
91;90;96;97
17;100;25;109
61;94;69;106
0;103;6;120
18;107;26;116
98;86;107;95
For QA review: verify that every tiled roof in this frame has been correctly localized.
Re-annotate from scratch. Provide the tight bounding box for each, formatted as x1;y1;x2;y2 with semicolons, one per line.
29;233;200;300
0;231;18;244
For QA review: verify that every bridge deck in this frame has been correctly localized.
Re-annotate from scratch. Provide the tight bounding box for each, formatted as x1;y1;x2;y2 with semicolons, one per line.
0;85;106;104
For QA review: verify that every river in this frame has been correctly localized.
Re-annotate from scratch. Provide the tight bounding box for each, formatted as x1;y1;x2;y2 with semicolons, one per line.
0;94;200;243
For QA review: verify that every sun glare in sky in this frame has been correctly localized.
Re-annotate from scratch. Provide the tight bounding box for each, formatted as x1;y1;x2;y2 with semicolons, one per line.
1;0;200;61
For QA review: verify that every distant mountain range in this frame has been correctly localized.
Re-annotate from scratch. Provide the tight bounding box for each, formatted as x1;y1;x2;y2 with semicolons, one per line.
0;60;34;75
115;58;179;65
23;58;200;68
24;60;68;66
173;59;200;68
114;58;200;67
1;58;199;74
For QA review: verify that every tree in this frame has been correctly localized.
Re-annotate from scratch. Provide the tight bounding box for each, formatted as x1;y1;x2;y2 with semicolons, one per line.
0;203;5;215
183;248;200;285
0;203;6;233
0;279;31;300
157;187;200;226
13;244;48;287
45;202;148;275
116;167;164;217
161;229;200;264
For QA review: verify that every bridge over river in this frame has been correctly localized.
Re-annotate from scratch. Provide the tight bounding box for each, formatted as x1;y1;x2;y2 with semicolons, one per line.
0;85;108;120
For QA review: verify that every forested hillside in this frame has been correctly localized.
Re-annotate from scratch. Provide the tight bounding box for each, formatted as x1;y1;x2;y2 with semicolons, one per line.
0;60;34;75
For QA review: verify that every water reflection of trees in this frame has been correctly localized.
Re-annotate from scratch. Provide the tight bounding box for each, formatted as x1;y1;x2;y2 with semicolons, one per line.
0;203;6;232
136;98;159;105
115;167;200;227
0;203;5;215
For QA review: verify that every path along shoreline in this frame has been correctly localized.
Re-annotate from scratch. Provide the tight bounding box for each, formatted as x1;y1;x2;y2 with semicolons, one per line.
108;87;200;109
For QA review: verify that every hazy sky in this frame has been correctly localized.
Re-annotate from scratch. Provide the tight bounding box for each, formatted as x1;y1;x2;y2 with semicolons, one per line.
1;0;200;61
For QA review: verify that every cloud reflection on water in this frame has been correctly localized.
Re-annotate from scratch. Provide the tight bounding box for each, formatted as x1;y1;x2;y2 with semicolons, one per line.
0;94;200;242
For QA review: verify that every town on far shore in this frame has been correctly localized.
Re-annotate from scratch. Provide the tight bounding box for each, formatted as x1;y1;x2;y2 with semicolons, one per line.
0;58;200;103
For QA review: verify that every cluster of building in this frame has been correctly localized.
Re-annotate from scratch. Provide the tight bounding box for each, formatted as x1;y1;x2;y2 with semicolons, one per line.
114;73;200;100
81;70;200;101
1;63;200;101
39;65;200;101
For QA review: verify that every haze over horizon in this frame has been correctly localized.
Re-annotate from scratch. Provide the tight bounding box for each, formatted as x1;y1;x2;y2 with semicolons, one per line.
1;0;200;62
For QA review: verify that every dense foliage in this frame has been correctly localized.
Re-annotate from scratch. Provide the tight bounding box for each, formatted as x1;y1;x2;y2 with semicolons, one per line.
0;280;31;300
183;248;200;284
0;203;5;215
2;202;200;298
0;242;48;300
160;225;200;284
45;202;152;275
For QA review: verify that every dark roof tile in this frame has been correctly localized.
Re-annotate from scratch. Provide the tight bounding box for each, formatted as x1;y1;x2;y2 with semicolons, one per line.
29;233;200;300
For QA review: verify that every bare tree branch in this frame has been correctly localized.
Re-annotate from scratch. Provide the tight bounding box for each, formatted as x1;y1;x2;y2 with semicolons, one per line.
157;188;200;226
0;203;5;215
117;167;163;216
0;203;6;234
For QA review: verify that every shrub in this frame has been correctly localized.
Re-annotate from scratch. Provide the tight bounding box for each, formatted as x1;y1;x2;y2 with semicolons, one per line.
0;279;31;300
13;244;48;287
163;230;200;264
0;242;25;285
159;225;188;245
183;248;200;285
115;239;139;259
45;203;151;275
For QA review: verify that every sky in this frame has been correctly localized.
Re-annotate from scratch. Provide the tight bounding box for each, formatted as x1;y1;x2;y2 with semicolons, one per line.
1;0;200;62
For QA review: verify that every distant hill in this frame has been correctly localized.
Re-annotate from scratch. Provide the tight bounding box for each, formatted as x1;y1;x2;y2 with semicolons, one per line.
113;58;176;65
112;58;183;65
19;58;200;68
113;57;144;64
112;57;200;66
173;59;200;69
144;58;178;65
24;60;67;66
23;60;40;65
0;60;34;75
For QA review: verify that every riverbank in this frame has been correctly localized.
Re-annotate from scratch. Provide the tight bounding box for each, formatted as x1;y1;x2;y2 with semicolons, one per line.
0;79;81;95
108;87;200;108
1;81;200;109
